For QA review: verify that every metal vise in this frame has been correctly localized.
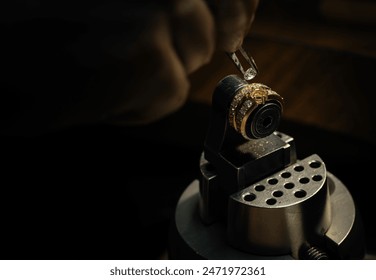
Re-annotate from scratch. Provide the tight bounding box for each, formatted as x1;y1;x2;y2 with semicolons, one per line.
169;75;365;260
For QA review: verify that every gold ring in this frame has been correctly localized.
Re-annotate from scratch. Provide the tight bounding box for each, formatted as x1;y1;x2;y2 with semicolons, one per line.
228;83;283;139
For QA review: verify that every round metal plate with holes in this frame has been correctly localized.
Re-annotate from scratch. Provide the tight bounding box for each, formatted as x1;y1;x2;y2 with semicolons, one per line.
227;154;331;256
233;154;326;208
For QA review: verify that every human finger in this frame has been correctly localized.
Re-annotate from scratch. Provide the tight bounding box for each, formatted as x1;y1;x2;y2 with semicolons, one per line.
169;0;215;74
210;0;259;52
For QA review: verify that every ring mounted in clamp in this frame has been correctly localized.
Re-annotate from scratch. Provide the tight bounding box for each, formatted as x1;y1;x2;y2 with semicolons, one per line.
169;74;365;260
228;83;283;139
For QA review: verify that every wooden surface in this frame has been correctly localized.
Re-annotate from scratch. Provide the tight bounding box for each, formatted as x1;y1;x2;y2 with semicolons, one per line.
188;0;376;145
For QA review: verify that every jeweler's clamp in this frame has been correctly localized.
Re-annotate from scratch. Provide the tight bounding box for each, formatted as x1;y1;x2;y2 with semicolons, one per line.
169;75;365;260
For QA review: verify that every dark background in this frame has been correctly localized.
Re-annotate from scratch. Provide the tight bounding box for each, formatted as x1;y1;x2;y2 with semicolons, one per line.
1;0;375;259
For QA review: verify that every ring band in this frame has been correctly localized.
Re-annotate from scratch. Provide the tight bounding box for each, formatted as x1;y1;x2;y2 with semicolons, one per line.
228;83;283;139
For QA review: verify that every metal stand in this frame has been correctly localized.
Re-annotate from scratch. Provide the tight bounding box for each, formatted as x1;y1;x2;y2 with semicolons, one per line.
169;75;365;260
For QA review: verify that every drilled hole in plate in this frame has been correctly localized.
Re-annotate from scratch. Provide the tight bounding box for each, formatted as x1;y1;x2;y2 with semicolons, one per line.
268;178;278;185
294;190;307;198
309;161;322;169
273;190;283;197
294;165;304;172
284;182;295;189
255;185;265;192
243;193;256;202
299;177;310;184
281;172;291;178
312;175;323;181
266;198;277;205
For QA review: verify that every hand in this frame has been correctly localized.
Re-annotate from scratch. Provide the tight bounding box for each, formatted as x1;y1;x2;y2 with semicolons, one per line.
1;0;259;135
209;0;259;52
105;0;259;125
